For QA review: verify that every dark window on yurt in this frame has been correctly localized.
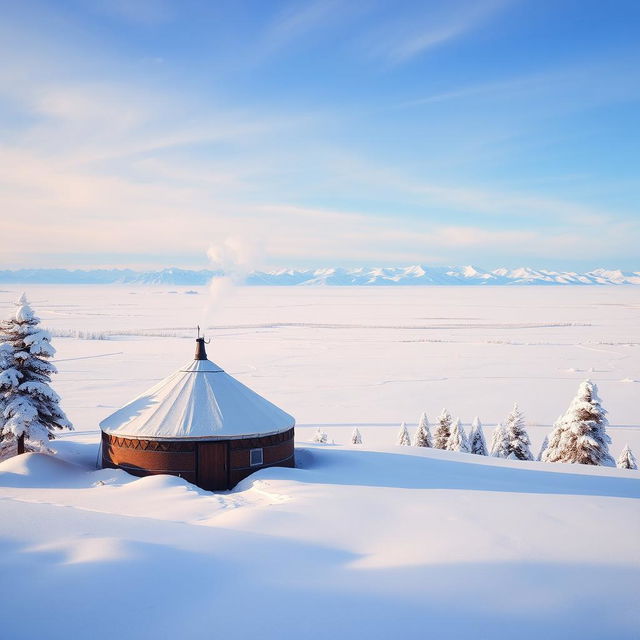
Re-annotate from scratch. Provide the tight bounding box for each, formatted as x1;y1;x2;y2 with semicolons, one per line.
250;448;264;466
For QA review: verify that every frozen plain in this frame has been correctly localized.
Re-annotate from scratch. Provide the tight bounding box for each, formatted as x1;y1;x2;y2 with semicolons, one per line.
0;285;639;639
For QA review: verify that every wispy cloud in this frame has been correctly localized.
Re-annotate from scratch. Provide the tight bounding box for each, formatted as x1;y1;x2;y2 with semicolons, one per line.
395;54;640;110
364;0;511;65
2;74;314;168
264;0;338;46
395;74;552;108
318;149;620;226
86;0;174;25
259;0;363;56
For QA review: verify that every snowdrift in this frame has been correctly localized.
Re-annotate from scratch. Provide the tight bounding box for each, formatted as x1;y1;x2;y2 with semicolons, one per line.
0;445;638;640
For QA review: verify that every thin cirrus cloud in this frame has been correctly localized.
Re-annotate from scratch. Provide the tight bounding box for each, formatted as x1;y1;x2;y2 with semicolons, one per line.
261;0;349;53
87;0;174;25
314;149;618;227
258;0;510;64
364;0;511;65
395;54;640;111
12;78;313;169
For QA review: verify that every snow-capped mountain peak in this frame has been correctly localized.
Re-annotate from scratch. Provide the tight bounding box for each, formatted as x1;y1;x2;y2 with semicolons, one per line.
0;266;638;286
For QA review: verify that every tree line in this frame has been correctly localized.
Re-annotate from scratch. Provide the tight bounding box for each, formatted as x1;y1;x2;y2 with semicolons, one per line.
339;382;637;470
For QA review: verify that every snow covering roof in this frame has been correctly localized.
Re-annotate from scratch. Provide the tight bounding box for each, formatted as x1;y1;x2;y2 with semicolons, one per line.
99;353;295;440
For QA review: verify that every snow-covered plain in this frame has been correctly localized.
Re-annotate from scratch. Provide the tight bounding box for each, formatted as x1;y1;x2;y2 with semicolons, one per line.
0;285;639;639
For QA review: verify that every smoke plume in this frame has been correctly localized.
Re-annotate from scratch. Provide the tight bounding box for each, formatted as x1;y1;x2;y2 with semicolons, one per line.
201;237;263;328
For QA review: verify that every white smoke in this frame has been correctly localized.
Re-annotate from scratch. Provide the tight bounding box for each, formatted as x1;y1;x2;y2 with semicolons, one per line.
201;237;263;328
206;237;262;274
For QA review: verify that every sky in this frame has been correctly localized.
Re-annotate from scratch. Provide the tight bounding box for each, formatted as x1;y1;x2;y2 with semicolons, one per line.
0;0;639;271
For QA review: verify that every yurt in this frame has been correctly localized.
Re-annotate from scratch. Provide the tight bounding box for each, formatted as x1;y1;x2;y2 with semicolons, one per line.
100;336;295;490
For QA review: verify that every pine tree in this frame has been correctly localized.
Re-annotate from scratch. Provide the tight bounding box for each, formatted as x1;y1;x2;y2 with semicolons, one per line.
446;418;470;452
351;427;362;445
542;415;564;463
469;416;488;456
414;411;432;447
397;422;411;446
490;423;510;458
536;435;549;461
542;380;614;466
432;408;452;449
503;403;533;461
617;444;637;470
312;427;328;444
0;294;72;456
0;339;16;458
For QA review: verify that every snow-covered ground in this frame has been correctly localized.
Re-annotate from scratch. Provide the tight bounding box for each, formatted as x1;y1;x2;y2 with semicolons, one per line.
0;285;639;639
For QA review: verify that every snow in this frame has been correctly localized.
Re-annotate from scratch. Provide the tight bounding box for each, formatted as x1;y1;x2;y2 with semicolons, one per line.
1;285;639;638
0;447;638;639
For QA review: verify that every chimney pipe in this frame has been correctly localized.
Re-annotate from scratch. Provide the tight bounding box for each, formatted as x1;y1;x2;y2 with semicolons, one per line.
195;337;208;360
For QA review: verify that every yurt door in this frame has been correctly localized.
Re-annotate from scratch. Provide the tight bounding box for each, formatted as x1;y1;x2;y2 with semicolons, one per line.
198;442;228;490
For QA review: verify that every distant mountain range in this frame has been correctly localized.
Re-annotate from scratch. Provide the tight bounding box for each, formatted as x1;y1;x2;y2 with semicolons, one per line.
1;266;639;286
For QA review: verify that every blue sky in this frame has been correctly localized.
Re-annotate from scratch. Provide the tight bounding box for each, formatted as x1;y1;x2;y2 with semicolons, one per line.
1;0;638;270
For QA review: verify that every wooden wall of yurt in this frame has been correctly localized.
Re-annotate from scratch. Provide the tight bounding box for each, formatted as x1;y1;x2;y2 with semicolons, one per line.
101;433;198;484
228;427;295;487
101;427;295;490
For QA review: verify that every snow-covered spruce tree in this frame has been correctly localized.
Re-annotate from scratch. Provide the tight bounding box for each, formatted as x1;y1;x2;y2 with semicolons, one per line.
351;427;362;445
0;294;72;456
414;411;432;447
616;444;637;470
490;423;510;458
432;408;452;449
397;422;411;446
446;418;470;453
312;427;328;444
0;340;16;458
536;435;549;461
542;380;614;467
542;415;565;463
503;403;533;461
469;416;488;456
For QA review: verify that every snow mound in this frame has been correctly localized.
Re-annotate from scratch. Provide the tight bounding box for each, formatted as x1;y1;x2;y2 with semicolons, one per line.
0;453;86;488
116;473;211;496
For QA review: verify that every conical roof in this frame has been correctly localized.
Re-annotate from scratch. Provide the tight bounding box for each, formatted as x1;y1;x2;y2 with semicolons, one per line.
99;343;295;440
